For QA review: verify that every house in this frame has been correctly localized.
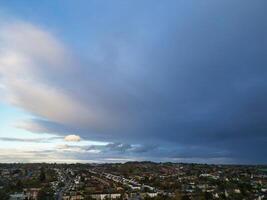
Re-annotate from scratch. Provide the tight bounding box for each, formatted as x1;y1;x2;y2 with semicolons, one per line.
91;193;121;200
24;188;41;200
9;193;26;200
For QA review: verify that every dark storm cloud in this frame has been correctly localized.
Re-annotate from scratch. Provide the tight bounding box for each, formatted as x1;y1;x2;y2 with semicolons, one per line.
55;142;157;158
1;0;267;163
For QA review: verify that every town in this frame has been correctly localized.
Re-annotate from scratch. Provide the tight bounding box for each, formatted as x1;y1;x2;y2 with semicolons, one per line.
0;162;266;200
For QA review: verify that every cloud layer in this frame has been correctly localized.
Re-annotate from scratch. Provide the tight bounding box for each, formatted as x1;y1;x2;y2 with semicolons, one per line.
0;0;267;163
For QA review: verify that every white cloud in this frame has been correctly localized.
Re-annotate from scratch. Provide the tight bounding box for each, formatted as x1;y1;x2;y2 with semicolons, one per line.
0;21;116;133
0;22;67;68
64;134;81;142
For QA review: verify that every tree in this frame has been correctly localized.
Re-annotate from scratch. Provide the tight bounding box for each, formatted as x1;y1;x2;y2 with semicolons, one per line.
16;180;23;190
39;167;46;182
204;192;213;200
181;195;190;200
37;186;54;200
84;196;94;200
0;189;9;200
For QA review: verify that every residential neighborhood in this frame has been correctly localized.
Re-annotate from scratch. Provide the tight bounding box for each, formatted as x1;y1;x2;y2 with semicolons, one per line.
0;162;267;200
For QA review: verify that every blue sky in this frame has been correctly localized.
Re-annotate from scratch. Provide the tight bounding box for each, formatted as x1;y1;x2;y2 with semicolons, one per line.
0;0;266;163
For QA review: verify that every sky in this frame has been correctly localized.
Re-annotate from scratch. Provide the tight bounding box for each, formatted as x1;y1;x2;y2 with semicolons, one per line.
0;0;266;164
